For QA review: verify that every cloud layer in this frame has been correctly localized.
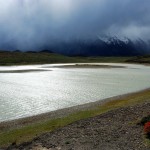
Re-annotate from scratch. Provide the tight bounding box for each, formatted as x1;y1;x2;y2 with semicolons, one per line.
0;0;150;50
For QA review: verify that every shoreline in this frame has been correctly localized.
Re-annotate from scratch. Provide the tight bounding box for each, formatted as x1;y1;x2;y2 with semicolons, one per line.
1;87;150;131
15;94;150;150
0;61;147;67
1;87;150;149
0;62;149;130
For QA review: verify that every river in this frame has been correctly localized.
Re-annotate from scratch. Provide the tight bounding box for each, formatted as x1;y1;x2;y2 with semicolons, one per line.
0;63;150;122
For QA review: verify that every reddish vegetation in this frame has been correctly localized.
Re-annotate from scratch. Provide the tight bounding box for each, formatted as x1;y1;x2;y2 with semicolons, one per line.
144;122;150;137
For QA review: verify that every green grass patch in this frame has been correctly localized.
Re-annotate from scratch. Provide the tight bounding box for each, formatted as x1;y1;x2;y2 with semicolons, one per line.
145;138;150;146
126;55;150;64
0;89;150;147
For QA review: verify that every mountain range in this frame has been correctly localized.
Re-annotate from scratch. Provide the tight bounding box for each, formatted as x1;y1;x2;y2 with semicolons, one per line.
41;37;150;56
1;37;150;56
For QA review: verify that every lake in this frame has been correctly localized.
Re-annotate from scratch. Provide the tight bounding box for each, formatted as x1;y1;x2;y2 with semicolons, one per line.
0;63;150;122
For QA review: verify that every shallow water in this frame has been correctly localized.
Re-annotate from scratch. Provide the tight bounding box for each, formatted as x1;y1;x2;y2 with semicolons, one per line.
0;63;150;122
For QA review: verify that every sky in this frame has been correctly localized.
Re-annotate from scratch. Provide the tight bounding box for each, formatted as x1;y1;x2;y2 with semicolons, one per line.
0;0;150;50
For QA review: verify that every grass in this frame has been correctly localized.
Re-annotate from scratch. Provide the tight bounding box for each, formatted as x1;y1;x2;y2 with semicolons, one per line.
145;138;150;146
126;55;150;64
0;51;150;66
0;89;150;147
0;51;131;65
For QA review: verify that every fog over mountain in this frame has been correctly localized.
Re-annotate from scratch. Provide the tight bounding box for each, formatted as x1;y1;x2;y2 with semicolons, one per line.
0;0;150;55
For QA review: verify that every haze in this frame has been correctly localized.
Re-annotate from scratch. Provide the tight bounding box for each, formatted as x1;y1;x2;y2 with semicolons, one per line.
0;0;150;50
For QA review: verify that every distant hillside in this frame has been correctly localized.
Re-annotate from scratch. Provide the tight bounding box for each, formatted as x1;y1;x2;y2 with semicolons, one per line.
126;55;150;64
0;37;150;57
0;51;131;65
0;51;150;66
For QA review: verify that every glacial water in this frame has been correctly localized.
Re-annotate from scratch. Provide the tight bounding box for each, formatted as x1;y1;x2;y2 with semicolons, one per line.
0;63;150;122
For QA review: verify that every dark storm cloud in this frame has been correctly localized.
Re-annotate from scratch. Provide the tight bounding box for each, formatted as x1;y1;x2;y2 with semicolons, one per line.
0;0;150;50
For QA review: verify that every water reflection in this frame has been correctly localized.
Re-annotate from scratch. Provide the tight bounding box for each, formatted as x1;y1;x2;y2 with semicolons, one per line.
0;63;150;122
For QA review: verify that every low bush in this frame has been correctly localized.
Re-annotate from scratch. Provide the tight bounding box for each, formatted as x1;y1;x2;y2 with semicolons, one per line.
144;122;150;138
140;115;150;125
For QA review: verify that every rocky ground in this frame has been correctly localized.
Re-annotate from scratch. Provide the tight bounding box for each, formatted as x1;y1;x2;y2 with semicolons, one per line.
6;100;150;150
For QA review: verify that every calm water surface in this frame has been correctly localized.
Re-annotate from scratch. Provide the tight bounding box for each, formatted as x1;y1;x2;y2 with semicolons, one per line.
0;63;150;122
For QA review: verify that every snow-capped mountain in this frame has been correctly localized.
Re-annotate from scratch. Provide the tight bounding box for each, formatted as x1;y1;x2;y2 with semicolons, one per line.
47;36;150;56
0;36;150;56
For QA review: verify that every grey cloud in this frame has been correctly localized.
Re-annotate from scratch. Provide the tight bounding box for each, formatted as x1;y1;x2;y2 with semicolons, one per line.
0;0;150;50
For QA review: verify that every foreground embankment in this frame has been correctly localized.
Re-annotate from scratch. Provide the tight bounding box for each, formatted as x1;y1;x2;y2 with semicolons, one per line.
10;97;150;150
0;88;150;149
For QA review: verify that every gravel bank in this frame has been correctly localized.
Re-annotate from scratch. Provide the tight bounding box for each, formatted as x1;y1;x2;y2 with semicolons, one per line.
0;91;141;131
7;100;150;150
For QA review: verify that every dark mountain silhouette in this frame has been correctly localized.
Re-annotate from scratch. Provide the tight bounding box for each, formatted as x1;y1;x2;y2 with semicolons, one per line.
0;37;150;56
39;50;54;53
47;37;150;56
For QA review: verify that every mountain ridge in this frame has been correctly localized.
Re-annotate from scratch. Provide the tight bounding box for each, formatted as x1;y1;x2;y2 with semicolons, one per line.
0;37;150;56
47;37;150;56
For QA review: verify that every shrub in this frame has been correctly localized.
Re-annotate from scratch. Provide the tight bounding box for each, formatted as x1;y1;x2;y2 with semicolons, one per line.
140;115;150;125
144;122;150;138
